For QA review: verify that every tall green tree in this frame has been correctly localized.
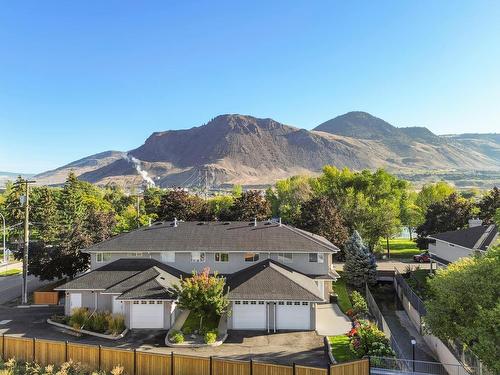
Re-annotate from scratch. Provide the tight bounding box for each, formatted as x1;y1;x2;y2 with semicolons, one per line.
415;181;455;214
424;248;500;373
267;175;313;225
298;196;348;249
158;189;205;221
227;190;271;221
477;187;500;224
343;231;377;287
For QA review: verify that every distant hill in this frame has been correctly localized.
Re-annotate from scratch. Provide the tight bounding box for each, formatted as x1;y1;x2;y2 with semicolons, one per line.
0;171;35;189
34;113;500;188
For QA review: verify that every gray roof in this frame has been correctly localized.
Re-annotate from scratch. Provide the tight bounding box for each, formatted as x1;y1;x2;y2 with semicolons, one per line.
56;259;186;300
83;221;339;253
226;259;324;302
428;225;498;250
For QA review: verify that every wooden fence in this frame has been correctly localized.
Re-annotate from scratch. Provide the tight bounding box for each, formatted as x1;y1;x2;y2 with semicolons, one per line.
0;335;369;375
33;291;60;305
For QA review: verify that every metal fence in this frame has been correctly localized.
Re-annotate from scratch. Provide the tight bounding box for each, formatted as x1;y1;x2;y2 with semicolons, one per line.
394;269;427;316
369;356;470;375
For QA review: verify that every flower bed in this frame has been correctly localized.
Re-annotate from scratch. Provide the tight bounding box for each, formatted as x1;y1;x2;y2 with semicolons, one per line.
0;357;125;375
168;312;221;346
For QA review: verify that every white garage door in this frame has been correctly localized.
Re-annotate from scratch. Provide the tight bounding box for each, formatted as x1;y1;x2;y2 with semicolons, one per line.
130;301;164;329
232;301;267;330
276;302;311;330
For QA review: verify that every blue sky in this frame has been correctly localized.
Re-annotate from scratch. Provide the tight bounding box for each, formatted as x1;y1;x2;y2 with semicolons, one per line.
1;1;499;173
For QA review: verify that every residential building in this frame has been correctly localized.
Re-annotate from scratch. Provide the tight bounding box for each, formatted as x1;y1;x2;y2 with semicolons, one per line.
56;220;339;331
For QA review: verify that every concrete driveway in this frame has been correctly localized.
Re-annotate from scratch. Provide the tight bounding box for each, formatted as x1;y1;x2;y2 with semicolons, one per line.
315;303;351;336
0;306;328;367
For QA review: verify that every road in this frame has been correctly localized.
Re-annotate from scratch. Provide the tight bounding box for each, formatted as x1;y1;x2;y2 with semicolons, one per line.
0;272;52;305
334;259;430;273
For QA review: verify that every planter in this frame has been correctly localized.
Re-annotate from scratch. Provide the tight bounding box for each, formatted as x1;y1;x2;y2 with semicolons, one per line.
165;313;228;348
47;319;128;340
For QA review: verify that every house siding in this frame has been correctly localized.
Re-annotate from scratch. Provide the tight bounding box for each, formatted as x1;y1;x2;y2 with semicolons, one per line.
429;241;475;264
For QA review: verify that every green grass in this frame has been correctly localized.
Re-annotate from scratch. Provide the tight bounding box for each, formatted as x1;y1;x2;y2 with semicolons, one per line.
332;273;353;314
0;268;21;277
329;335;357;362
376;238;420;259
182;312;219;334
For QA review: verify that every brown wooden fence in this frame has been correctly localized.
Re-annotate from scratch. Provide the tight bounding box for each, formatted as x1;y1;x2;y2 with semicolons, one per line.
33;291;60;305
0;334;370;375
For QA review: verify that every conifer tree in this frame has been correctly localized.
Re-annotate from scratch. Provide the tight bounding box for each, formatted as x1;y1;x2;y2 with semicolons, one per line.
343;231;377;287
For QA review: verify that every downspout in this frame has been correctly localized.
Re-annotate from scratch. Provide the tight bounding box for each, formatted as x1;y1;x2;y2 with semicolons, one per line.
274;302;276;333
266;303;269;333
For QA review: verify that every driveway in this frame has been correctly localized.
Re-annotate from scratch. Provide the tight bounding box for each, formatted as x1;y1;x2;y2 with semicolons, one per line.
315;303;351;336
0;306;328;367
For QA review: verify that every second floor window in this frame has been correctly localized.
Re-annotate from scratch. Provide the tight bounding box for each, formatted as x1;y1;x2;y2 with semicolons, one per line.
277;253;293;263
308;253;324;263
244;252;259;262
96;253;112;263
214;253;229;262
191;251;205;263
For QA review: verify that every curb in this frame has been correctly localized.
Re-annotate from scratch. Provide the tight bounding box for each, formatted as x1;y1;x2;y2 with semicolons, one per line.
47;319;128;340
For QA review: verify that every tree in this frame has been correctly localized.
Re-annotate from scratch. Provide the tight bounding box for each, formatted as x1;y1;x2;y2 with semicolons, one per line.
416;193;475;249
30;186;59;244
267;175;313;225
415;182;455;214
158;189;204;221
477;187;500;224
143;187;165;218
173;268;229;330
399;191;422;240
297;196;348;248
365;200;401;254
424;248;500;373
229;190;271;221
343;231;377;287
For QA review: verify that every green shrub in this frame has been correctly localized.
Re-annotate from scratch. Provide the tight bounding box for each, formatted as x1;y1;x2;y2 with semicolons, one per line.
170;330;185;344
107;314;126;335
349;319;394;358
351;291;368;316
69;308;89;330
204;330;218;344
89;312;108;333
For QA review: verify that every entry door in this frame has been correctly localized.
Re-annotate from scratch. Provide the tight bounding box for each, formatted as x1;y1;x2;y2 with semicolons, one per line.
232;301;267;330
112;296;124;315
276;302;311;330
70;293;82;312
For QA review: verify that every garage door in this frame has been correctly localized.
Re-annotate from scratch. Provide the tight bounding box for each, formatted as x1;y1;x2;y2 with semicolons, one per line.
130;301;164;329
232;301;267;330
276;302;311;330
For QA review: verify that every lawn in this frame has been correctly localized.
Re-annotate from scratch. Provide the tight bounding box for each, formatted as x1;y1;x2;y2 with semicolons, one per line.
332;272;352;314
376;238;420;259
182;312;219;334
328;335;357;362
0;268;21;277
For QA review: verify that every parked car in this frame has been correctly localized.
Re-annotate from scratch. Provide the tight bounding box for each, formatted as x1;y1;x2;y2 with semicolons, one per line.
413;252;430;263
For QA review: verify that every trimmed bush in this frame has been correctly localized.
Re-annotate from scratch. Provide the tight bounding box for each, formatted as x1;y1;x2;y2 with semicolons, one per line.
69;308;90;330
204;330;218;344
170;330;185;344
351;291;368;316
107;314;126;335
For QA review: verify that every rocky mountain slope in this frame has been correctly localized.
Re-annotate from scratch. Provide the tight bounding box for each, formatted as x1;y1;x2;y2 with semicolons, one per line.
34;112;500;188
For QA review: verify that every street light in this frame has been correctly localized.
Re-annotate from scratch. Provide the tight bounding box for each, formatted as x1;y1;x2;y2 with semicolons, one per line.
411;338;417;373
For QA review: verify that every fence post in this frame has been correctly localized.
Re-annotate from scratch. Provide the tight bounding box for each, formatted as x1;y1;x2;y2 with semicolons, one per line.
210;356;213;375
2;334;4;361
98;345;102;371
65;341;68;362
133;348;137;375
250;359;253;375
170;351;174;375
293;362;296;375
32;337;36;361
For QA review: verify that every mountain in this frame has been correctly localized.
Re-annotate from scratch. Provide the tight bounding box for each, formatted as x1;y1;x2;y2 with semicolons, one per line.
35;151;125;185
0;172;35;189
35;113;500;188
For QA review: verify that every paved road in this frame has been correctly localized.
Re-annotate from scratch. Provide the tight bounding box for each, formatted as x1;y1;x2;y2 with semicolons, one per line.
334;260;430;273
0;273;52;305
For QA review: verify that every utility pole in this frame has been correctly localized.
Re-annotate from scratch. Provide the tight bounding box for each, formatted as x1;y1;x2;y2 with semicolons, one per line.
15;179;36;305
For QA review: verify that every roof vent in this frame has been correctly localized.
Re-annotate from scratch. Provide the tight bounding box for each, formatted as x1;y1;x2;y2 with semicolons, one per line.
223;222;230;225
254;217;257;227
173;218;178;227
469;218;483;228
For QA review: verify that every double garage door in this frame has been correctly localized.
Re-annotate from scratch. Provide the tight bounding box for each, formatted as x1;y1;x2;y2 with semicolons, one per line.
130;301;164;329
232;301;311;330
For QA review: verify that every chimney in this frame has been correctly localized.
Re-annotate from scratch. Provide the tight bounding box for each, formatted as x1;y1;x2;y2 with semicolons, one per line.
279;217;282;227
148;218;152;227
254;217;257;227
174;217;178;227
469;218;483;228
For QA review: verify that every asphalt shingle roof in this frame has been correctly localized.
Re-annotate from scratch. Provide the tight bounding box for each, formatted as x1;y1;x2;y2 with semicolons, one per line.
226;259;324;302
428;225;498;250
83;221;339;253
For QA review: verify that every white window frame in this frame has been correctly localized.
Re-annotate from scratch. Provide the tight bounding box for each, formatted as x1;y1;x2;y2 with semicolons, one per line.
191;251;206;263
96;253;112;263
161;252;175;263
214;252;229;262
308;253;324;263
277;253;293;263
244;252;260;262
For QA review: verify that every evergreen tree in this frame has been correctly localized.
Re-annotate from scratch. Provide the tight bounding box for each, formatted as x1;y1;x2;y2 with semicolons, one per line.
343;231;377;287
478;187;500;224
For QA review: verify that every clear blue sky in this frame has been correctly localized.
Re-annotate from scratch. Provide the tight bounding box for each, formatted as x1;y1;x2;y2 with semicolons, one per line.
1;1;499;173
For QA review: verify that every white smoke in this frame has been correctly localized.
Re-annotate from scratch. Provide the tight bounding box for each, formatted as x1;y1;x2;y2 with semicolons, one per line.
124;154;155;187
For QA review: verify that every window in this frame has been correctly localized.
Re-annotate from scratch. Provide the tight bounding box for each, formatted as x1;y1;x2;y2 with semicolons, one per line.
126;252;144;258
214;253;229;262
294;302;301;305
286;301;292;305
156;301;163;304
235;301;241;305
161;252;175;263
308;253;324;263
242;301;249;305
191;251;206;262
278;301;284;305
244;252;259;262
258;301;265;305
96;253;112;263
149;301;155;304
133;301;139;305
141;301;147;304
302;302;309;306
277;253;293;263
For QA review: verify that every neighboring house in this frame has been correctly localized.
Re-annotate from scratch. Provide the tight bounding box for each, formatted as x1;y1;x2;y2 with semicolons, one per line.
428;219;498;267
56;220;339;331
